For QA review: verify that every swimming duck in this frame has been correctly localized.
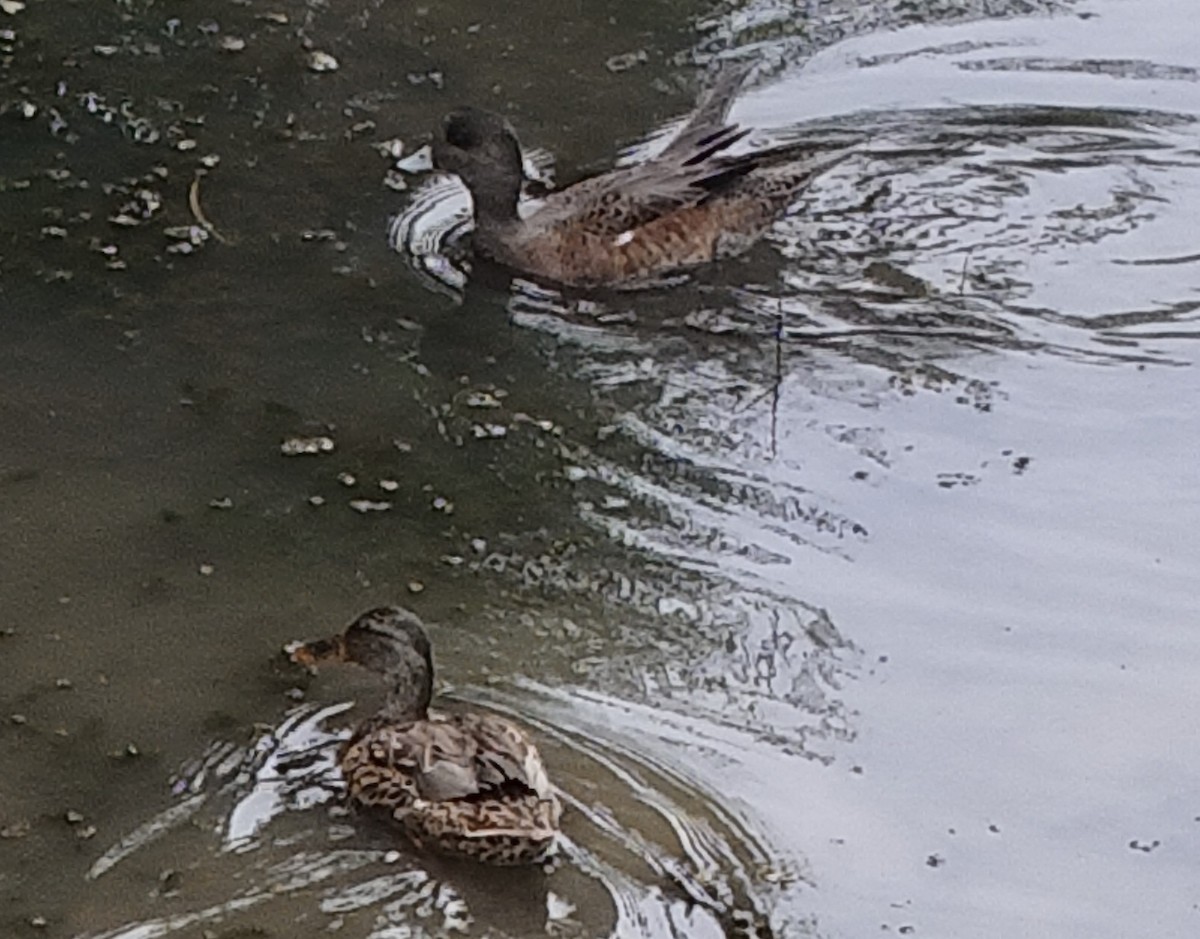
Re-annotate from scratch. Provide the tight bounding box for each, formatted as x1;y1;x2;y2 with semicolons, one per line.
285;606;562;865
431;69;855;289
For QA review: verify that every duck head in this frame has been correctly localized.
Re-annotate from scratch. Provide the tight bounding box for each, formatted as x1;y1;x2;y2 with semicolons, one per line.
286;606;434;722
432;107;524;222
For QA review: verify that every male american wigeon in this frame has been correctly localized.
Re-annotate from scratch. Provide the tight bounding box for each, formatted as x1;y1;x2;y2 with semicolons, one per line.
431;69;856;290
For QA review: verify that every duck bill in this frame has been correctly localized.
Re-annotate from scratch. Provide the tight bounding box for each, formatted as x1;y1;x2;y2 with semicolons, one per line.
284;635;345;667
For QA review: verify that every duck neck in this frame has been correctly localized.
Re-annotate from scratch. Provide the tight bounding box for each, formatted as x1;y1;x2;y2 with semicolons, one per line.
470;172;522;228
377;646;433;723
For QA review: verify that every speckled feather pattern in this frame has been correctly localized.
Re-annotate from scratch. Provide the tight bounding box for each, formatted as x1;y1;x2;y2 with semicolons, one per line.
537;151;846;287
342;712;561;865
287;606;562;866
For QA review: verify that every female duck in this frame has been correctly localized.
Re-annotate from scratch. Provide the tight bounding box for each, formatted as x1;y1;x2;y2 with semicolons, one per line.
286;606;561;865
431;68;854;289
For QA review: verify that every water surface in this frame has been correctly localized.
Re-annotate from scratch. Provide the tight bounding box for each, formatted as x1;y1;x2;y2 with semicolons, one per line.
1;0;1197;937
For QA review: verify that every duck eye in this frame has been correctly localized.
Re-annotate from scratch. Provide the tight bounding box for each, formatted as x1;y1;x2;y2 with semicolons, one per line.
444;115;482;150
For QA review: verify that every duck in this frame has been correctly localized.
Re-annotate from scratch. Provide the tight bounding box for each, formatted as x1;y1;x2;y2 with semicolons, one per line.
430;68;855;289
285;606;562;865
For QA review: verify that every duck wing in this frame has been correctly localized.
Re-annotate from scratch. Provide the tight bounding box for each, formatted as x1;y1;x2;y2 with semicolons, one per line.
529;137;741;238
342;713;555;806
656;62;753;160
528;67;758;238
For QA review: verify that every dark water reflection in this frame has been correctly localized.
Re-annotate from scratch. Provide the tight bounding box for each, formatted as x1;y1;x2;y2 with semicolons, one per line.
2;0;1198;937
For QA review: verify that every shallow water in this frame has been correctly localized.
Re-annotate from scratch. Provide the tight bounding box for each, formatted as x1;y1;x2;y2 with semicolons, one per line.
1;0;1198;937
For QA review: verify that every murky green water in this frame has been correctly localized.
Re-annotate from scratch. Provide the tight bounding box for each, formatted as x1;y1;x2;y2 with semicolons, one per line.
2;1;1197;937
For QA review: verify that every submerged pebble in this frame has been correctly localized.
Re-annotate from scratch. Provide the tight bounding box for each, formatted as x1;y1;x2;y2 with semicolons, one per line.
164;225;209;246
373;138;404;160
306;50;339;73
349;499;391;513
0;820;29;841
464;391;503;408
605;49;648;72
280;436;334;456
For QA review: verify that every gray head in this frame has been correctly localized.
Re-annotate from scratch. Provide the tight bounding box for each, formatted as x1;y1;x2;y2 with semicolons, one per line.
287;606;434;722
432;106;524;221
345;606;434;721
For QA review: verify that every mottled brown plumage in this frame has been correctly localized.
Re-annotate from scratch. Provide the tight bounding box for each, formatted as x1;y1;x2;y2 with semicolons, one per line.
286;607;561;865
431;69;854;289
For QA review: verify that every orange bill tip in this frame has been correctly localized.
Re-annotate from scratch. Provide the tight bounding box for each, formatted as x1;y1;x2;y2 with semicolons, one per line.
284;636;343;667
284;640;317;665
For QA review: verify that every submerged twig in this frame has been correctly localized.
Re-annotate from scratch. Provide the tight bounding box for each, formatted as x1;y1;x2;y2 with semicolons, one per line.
959;246;975;295
188;173;231;245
